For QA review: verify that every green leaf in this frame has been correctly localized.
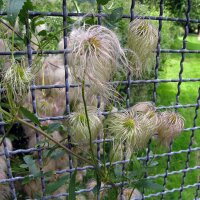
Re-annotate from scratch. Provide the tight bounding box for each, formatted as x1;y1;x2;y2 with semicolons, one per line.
30;17;45;33
148;161;159;167
69;169;77;200
18;0;33;24
114;165;122;178
0;102;10;109
92;173;101;196
97;0;111;5
109;7;123;22
34;18;45;27
43;170;54;177
107;187;118;200
20;107;41;126
23;155;39;176
133;179;163;192
50;149;65;160
140;179;163;191
77;0;96;4
46;123;62;134
46;175;69;194
38;30;47;37
7;0;26;25
22;175;31;184
19;164;28;168
0;0;3;10
128;155;141;172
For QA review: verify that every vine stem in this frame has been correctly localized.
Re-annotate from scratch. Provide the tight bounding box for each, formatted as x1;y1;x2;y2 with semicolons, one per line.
72;0;80;13
0;19;39;50
81;80;96;164
16;117;93;165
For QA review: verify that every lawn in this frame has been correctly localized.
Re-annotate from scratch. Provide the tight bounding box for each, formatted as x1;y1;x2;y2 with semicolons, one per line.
146;34;200;199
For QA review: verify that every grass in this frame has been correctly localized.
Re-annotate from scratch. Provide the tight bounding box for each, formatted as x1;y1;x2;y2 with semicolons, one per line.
145;34;200;199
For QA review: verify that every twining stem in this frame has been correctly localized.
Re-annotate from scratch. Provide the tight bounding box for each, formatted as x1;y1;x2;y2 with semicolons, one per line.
16;117;93;165
81;80;96;165
128;186;136;200
72;0;80;13
0;123;14;146
0;19;39;50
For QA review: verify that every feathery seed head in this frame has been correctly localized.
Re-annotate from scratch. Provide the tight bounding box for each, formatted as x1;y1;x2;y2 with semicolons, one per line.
68;25;128;100
128;18;158;78
106;107;156;159
123;118;135;130
69;104;103;142
132;101;156;113
157;111;184;147
2;59;34;103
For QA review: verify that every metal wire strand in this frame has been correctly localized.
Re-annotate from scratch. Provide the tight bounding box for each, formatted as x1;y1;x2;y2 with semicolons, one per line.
175;0;191;111
160;140;173;200
25;16;46;198
179;87;200;199
0;124;17;200
0;0;199;199
62;0;73;178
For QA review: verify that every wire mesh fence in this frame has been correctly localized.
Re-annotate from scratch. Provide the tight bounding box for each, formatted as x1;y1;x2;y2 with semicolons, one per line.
0;0;200;199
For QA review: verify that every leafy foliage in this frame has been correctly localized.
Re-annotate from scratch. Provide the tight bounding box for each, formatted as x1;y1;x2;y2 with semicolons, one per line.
97;0;112;5
0;0;3;10
6;0;26;25
18;0;33;24
46;175;69;194
105;7;124;26
21;155;39;176
69;169;77;200
20;106;41;126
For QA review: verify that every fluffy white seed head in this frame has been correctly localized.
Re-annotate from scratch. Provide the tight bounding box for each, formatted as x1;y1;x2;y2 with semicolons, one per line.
132;101;160;131
24;54;74;118
128;18;158;78
107;107;156;159
69;104;103;143
35;55;68;85
68;25;128;100
132;101;156;113
157;111;184;147
2;59;34;103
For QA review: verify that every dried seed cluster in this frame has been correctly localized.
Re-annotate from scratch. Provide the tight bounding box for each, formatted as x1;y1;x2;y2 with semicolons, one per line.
157;111;185;147
0;17;186;199
106;102;184;160
69;104;103;143
2;59;34;103
68;25;128;100
128;18;158;78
